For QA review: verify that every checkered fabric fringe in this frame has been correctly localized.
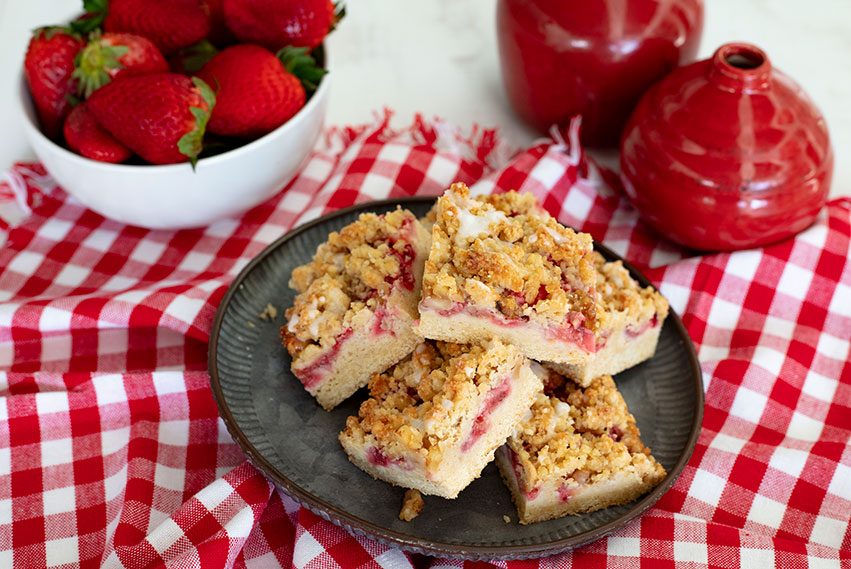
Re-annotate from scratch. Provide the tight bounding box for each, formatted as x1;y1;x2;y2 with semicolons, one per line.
1;110;849;568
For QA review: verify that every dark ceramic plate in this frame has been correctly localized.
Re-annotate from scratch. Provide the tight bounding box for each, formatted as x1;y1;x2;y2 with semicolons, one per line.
209;197;704;560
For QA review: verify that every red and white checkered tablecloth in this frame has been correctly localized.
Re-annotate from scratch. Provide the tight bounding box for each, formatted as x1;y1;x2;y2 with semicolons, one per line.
1;110;849;568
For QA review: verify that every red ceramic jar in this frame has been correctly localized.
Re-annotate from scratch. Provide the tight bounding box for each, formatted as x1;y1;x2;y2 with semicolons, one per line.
620;43;834;251
496;0;703;147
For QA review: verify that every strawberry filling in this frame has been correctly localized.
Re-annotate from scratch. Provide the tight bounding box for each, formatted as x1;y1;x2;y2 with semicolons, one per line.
558;470;589;503
461;375;512;452
609;425;623;442
378;217;417;292
384;241;417;291
370;304;398;337
424;301;596;352
626;314;659;339
557;483;575;503
295;328;353;389
366;447;411;470
505;447;541;500
547;316;597;353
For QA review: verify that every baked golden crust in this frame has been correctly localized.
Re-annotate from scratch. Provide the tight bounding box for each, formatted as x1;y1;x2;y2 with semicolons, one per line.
399;489;424;521
340;339;526;471
509;371;660;488
282;208;421;361
594;252;669;332
421;183;597;329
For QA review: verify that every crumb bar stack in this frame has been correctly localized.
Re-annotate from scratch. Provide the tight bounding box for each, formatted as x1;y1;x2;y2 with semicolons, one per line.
280;187;671;523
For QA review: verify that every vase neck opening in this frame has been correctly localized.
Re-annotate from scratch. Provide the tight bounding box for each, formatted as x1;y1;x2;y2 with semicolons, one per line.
710;43;771;92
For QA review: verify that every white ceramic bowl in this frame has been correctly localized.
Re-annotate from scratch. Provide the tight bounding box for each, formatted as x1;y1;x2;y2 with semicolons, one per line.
18;51;329;230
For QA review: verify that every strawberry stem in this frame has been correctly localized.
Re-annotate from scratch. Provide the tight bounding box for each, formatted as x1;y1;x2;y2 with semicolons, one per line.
276;46;327;94
178;77;217;170
70;0;109;35
172;40;219;74
72;33;130;98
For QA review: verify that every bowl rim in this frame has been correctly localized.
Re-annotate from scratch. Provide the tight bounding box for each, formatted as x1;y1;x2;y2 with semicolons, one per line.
18;43;330;173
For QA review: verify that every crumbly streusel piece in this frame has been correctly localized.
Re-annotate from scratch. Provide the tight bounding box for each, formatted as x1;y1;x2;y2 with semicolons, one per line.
339;339;544;499
416;184;598;365
496;370;666;524
546;252;670;386
281;208;431;410
399;489;424;521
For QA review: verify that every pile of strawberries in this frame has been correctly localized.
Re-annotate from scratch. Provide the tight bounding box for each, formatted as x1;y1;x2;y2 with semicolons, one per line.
24;0;342;166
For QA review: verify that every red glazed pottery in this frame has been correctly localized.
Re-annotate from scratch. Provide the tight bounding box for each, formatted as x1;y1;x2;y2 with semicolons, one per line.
496;0;703;147
620;43;834;251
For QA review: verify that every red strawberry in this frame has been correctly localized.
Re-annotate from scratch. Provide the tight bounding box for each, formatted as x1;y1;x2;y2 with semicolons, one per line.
87;73;216;165
197;45;324;138
222;0;342;51
63;102;132;163
100;0;212;55
24;28;85;139
73;32;168;98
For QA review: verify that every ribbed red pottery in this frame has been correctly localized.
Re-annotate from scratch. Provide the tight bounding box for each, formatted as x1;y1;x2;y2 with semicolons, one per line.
620;43;833;251
496;0;703;147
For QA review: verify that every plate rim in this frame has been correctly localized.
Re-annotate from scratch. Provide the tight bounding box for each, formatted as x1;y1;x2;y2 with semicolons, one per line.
208;196;705;560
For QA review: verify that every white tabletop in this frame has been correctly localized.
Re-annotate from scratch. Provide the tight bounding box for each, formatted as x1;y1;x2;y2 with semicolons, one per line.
1;0;849;198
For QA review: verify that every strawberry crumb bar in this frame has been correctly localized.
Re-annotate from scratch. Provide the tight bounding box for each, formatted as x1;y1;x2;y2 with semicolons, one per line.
546;253;669;386
281;208;431;410
496;370;666;524
339;339;544;498
416;184;598;366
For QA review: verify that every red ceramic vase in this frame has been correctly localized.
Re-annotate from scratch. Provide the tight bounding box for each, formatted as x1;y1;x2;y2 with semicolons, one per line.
620;43;834;251
496;0;703;147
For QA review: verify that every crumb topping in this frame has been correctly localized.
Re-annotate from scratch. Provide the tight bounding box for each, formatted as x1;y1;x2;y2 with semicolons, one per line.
341;339;527;470
594;253;669;331
509;371;658;486
259;303;278;321
282;209;421;359
399;489;424;521
422;183;597;330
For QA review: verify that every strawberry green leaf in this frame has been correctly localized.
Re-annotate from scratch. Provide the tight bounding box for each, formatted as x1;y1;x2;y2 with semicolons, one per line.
66;93;83;108
178;77;217;170
32;26;75;41
276;46;327;93
172;40;219;74
70;0;109;35
331;2;346;32
193;76;217;111
72;35;130;98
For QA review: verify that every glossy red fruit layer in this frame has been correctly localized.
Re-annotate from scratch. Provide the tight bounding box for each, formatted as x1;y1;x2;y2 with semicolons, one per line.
101;33;169;79
24;30;84;140
197;45;305;138
496;0;703;147
222;0;335;51
74;32;169;98
63;102;132;164
104;0;211;54
87;73;212;165
620;43;834;251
